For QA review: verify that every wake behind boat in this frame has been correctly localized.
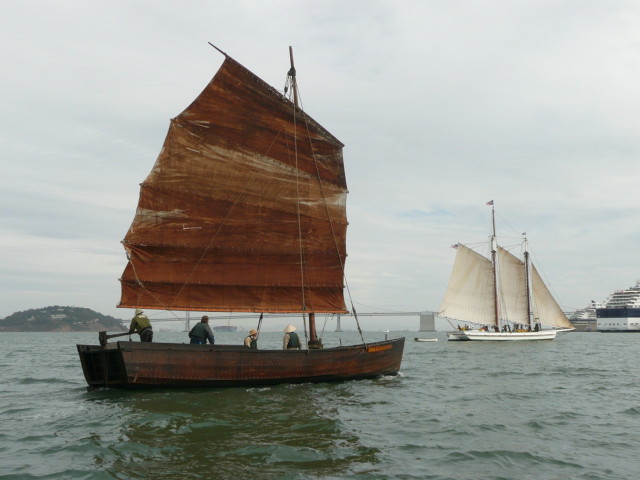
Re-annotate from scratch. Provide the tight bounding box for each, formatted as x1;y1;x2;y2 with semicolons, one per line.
77;45;404;389
439;201;574;341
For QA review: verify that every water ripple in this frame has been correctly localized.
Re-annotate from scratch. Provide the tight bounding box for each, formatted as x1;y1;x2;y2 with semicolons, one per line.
2;332;640;479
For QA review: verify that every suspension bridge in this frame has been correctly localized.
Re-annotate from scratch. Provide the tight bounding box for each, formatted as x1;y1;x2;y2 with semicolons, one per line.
141;311;437;332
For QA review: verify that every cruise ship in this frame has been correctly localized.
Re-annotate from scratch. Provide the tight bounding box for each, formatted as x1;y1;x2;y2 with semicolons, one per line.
212;324;238;333
568;300;600;331
596;281;640;332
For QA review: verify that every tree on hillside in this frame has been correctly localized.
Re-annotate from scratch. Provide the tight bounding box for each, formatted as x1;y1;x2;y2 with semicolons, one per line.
0;306;126;332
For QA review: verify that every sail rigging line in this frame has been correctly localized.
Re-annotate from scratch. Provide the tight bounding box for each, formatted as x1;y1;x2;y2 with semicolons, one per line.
298;135;366;342
289;58;307;310
297;99;367;343
124;246;178;313
123;249;145;306
286;47;313;348
291;62;366;346
304;116;366;345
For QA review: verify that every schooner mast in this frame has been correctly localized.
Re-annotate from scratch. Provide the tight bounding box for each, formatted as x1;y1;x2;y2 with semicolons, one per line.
523;235;533;329
489;201;499;327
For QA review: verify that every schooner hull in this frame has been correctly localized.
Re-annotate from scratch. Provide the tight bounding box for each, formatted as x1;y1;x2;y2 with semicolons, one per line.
77;337;405;389
447;330;558;341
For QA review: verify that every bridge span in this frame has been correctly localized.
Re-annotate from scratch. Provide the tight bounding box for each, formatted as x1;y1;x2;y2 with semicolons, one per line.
145;311;437;332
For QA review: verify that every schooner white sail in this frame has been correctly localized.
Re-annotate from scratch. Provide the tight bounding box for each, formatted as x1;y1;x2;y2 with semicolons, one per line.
439;202;574;341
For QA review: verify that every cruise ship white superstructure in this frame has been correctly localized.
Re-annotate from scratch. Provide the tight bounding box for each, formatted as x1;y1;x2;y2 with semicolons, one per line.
596;281;640;332
569;300;600;331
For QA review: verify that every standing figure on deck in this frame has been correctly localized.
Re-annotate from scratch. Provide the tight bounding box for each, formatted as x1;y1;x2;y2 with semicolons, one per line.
189;315;215;345
283;325;301;350
129;309;153;342
244;329;258;349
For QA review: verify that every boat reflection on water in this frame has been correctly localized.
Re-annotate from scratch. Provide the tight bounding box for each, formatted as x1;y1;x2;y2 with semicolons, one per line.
82;381;380;478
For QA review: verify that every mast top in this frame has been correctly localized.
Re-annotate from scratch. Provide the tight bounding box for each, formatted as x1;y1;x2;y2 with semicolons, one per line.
208;42;228;58
288;46;298;107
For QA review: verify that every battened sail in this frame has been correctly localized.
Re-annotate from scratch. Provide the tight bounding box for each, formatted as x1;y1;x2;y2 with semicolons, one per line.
439;244;496;324
118;55;348;313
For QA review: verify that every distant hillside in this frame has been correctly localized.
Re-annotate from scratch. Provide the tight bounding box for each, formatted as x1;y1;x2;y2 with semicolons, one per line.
0;306;127;332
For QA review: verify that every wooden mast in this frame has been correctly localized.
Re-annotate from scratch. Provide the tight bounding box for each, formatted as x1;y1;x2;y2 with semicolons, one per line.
523;235;533;329
288;46;322;349
490;202;499;328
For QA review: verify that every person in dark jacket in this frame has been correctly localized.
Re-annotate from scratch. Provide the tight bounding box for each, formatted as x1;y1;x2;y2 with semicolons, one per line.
244;329;258;349
283;324;301;350
129;309;153;342
189;315;215;345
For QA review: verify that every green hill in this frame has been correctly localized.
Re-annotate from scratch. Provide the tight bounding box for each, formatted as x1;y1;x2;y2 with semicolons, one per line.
0;306;126;332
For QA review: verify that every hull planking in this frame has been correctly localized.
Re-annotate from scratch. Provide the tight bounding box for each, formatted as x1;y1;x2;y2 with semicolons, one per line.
77;337;405;389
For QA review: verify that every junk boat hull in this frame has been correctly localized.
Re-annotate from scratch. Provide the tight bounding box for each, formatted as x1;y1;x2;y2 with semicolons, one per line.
77;337;405;389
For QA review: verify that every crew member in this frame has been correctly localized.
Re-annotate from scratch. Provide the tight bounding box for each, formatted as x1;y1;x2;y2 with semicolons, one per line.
283;324;301;350
189;315;215;345
129;309;153;342
244;329;258;349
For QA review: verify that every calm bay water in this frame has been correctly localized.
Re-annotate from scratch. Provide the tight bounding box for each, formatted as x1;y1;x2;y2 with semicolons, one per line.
1;330;639;479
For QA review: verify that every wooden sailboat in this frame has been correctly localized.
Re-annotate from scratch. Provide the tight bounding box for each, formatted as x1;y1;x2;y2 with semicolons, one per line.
77;45;404;388
439;202;574;341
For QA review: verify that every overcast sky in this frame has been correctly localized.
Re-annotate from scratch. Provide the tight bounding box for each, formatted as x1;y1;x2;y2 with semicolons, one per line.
2;1;640;330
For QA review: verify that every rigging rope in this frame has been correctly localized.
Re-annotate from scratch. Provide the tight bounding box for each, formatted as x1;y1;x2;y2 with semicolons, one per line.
296;92;367;347
287;65;311;345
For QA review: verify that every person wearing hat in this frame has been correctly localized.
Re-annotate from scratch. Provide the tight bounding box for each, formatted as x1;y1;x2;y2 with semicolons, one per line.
188;315;215;345
129;308;153;342
283;324;301;350
244;329;259;349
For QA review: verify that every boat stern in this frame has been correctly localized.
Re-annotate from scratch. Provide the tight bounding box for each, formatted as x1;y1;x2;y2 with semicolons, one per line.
77;343;127;389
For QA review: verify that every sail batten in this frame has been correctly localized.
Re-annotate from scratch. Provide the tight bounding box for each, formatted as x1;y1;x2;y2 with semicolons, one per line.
119;55;348;313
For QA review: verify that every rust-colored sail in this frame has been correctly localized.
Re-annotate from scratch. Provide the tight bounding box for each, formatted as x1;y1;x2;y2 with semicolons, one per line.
118;55;348;313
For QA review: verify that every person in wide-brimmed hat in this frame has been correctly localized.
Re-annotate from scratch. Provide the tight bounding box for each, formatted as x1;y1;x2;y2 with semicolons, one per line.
129;308;153;342
283;324;301;350
244;328;259;349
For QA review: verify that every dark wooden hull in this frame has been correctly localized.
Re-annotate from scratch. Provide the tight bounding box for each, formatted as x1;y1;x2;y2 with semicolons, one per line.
77;337;405;389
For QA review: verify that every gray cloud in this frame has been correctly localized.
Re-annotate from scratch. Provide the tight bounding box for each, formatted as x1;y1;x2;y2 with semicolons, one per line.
2;1;639;329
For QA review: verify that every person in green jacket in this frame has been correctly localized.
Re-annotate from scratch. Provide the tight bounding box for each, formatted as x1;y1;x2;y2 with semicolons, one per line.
189;315;215;345
283;324;301;350
129;309;153;342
